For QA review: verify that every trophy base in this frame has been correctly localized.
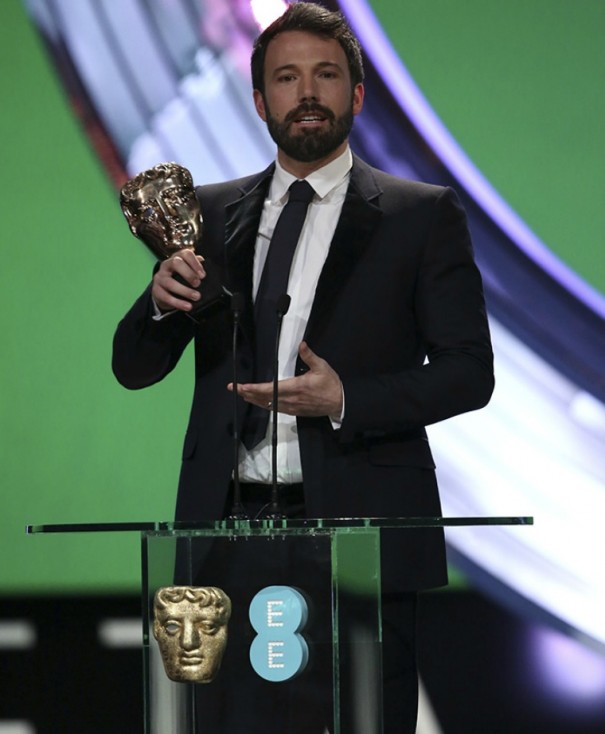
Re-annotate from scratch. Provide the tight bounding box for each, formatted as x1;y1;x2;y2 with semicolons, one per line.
173;257;232;324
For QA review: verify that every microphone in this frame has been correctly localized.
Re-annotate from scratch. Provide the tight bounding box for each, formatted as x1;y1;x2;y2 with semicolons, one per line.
228;292;248;520
268;294;291;519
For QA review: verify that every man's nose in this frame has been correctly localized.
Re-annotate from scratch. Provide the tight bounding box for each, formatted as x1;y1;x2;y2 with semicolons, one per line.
156;195;178;219
298;74;319;102
145;198;169;225
180;621;201;650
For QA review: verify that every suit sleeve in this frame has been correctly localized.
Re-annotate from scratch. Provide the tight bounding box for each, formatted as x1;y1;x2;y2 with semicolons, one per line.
112;282;196;389
339;187;494;440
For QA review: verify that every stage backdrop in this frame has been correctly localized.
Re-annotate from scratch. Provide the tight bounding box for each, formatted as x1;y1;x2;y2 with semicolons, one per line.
1;0;603;592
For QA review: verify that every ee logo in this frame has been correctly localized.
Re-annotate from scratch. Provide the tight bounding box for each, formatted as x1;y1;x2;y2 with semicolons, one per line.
249;586;310;682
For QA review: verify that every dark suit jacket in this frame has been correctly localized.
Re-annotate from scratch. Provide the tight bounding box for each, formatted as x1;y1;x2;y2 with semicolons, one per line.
112;155;494;591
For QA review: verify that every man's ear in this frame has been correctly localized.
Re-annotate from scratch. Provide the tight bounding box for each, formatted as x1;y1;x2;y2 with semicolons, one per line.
352;83;365;117
253;89;267;122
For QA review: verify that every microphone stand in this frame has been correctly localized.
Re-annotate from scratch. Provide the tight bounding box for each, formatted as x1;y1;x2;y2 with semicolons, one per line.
267;294;291;519
228;293;248;520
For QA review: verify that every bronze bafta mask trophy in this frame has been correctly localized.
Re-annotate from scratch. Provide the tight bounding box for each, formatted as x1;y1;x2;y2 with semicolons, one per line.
120;162;230;321
153;586;232;684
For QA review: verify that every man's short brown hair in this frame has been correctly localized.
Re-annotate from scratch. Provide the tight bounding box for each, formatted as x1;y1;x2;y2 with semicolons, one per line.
251;2;364;94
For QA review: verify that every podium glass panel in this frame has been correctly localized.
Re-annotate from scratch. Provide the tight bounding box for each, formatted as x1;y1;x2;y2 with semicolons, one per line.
142;523;383;733
27;516;532;733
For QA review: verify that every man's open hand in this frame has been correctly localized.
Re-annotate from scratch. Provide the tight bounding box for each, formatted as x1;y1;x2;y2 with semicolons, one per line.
229;342;343;419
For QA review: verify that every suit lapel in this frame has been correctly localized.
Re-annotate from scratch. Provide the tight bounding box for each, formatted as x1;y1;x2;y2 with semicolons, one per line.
304;156;383;343
224;165;274;342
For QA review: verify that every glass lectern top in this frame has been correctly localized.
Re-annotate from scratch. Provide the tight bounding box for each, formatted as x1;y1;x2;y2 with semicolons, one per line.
27;516;533;535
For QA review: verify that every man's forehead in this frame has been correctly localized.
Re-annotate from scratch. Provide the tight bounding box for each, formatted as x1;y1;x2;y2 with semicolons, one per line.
158;600;217;618
266;30;346;68
137;176;182;197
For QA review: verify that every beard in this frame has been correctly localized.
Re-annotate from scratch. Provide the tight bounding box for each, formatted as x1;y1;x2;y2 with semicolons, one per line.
264;101;354;163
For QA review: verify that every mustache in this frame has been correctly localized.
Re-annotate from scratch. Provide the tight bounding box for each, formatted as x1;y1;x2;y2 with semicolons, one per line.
284;103;335;125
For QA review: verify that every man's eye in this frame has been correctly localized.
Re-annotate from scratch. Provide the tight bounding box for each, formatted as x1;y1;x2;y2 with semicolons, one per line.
199;623;218;635
164;621;181;635
167;188;192;206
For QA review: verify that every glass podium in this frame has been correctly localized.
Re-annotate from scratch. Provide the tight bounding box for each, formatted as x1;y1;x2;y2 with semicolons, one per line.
28;516;532;733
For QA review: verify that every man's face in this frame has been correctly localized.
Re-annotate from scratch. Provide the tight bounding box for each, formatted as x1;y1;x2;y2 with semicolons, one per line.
153;598;229;683
123;172;202;257
253;31;364;172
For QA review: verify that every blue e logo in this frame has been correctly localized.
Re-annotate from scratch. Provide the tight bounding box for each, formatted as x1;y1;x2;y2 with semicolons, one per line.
248;586;310;682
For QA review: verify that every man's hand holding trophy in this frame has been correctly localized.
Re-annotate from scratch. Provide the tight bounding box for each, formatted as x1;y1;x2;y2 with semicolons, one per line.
120;162;230;321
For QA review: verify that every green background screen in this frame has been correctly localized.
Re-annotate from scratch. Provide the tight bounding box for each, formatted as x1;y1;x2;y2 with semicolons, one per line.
1;0;603;593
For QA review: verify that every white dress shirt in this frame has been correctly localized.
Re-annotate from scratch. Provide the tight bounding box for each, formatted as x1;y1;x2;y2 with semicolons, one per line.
238;147;353;484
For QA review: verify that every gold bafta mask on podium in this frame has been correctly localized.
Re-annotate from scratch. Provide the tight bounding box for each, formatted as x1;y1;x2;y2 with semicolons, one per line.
120;162;230;319
153;586;232;684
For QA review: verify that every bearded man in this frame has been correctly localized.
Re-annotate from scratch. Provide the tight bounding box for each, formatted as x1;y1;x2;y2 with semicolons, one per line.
113;3;493;731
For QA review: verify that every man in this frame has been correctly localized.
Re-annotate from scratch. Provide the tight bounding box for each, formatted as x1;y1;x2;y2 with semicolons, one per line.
153;586;232;684
113;3;494;731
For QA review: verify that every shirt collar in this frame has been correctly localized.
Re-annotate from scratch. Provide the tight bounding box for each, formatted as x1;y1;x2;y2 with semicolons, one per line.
270;147;353;203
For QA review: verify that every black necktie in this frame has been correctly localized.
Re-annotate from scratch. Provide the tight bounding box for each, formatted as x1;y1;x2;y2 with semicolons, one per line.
242;179;315;450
